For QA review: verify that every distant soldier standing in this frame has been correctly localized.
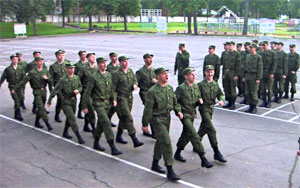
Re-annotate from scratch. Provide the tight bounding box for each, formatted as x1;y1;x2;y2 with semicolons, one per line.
136;53;156;138
220;42;230;66
203;45;220;81
107;52;120;127
270;41;277;51
82;57;122;155
47;62;85;144
75;50;87;119
239;42;251;102
284;44;299;101
174;68;213;168
112;56;144;148
273;42;288;103
15;57;53;131
0;54;25;121
242;44;263;114
174;43;190;85
198;65;227;164
259;41;277;108
222;41;241;110
142;67;183;181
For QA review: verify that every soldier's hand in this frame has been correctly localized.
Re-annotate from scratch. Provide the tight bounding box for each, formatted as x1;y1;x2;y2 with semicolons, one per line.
11;90;15;94
142;126;148;133
47;104;51;107
152;78;157;83
291;71;296;74
199;98;203;104
219;101;224;106
270;74;274;79
233;76;238;80
282;75;286;79
297;150;300;156
242;78;245;82
113;101;117;107
74;90;79;95
43;75;48;80
174;72;176;75
82;109;88;114
178;112;184;120
133;84;138;90
256;80;260;84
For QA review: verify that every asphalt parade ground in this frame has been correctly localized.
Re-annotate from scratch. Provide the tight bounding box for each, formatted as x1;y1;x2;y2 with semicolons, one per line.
1;33;300;187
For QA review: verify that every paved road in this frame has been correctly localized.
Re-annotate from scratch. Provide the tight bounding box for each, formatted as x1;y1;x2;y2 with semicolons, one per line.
1;33;300;188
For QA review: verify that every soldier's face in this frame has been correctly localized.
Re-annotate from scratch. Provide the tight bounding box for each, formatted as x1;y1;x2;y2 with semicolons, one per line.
98;61;107;71
230;44;235;51
144;57;152;66
110;55;118;63
34;53;41;58
277;45;283;50
263;44;269;51
180;46;186;51
205;70;214;79
244;45;250;51
56;53;65;62
208;48;215;54
250;47;256;54
259;45;263;50
11;57;18;64
290;47;295;53
88;55;96;63
36;60;43;67
237;46;242;51
157;71;168;83
17;55;23;61
271;44;276;49
185;71;195;83
120;60;129;69
80;53;87;61
66;67;74;75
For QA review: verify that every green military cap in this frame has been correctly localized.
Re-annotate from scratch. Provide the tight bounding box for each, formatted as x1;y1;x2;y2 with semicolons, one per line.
118;55;129;62
15;52;22;56
225;42;231;45
209;45;216;49
33;51;41;55
230;41;235;45
55;49;64;55
109;52;118;57
182;67;195;76
252;40;258;44
289;44;296;48
86;52;95;58
143;53;152;59
150;54;154;57
277;42;284;46
258;42;263;46
263;41;269;45
250;44;257;48
244;42;251;46
35;56;44;61
65;62;76;68
96;57;107;63
179;43;185;47
59;49;65;52
155;67;169;75
10;54;18;59
78;50;86;56
205;65;215;71
236;43;242;47
270;41;277;45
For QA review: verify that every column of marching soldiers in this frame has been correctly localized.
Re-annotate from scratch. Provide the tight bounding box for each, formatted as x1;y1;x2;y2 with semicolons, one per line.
0;40;299;181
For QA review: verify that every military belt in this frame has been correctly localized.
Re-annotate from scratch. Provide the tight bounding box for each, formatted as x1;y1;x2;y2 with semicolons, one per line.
118;93;132;99
153;113;170;117
94;99;109;103
201;104;215;109
225;69;231;72
33;87;45;91
182;110;195;117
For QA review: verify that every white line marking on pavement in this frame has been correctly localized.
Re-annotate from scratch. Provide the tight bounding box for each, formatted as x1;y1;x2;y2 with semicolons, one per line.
288;115;300;122
261;101;297;116
234;105;249;111
0;114;203;188
215;106;300;126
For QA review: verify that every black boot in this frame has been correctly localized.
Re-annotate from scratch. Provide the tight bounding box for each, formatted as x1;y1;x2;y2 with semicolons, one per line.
174;148;186;162
240;98;247;104
213;147;227;163
34;116;43;128
32;104;36;114
259;97;267;107
166;166;180;181
199;152;213;168
55;112;62;123
93;136;105;151
77;109;83;119
228;99;236;110
272;94;278;102
223;100;231;108
62;126;72;139
108;140;122;155
244;105;253;113
129;133;144;148
111;122;117;127
151;159;165;174
143;131;152;137
277;94;282;103
14;109;23;121
83;117;92;132
21;101;26;110
116;128;127;144
44;120;53;131
283;92;289;99
265;97;272;108
250;105;257;114
290;93;294;101
75;131;85;144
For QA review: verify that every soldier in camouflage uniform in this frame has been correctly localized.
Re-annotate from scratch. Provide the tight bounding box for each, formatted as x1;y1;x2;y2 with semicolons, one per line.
15;52;27;109
47;62;85;144
220;42;230;66
203;45;220;81
75;50;87;119
174;43;190;85
239;42;251;103
270;41;277;51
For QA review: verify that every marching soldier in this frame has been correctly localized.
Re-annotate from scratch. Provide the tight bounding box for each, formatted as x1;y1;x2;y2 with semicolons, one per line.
49;49;68;122
15;52;27;109
198;65;227;164
174;43;190;85
174;68;213;168
112;55;144;148
236;43;243;97
242;44;263;114
107;52;120;127
239;42;251;101
78;53;98;133
203;45;220;81
273;42;288;103
47;62;85;144
136;53;156;138
75;50;87;119
142;67;183;181
15;57;53;131
0;54;25;121
82;57;122;155
284;44;299;101
259;41;277;108
222;41;241;110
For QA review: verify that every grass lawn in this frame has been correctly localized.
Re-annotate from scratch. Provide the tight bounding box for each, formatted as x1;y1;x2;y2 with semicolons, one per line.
0;22;86;38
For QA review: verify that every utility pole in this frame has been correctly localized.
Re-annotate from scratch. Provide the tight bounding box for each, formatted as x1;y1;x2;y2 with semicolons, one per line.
242;0;249;35
77;0;80;32
62;0;65;27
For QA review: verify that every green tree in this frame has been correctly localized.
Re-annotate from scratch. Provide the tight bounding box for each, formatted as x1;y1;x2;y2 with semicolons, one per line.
61;0;77;27
81;0;100;30
116;0;142;31
101;0;118;31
